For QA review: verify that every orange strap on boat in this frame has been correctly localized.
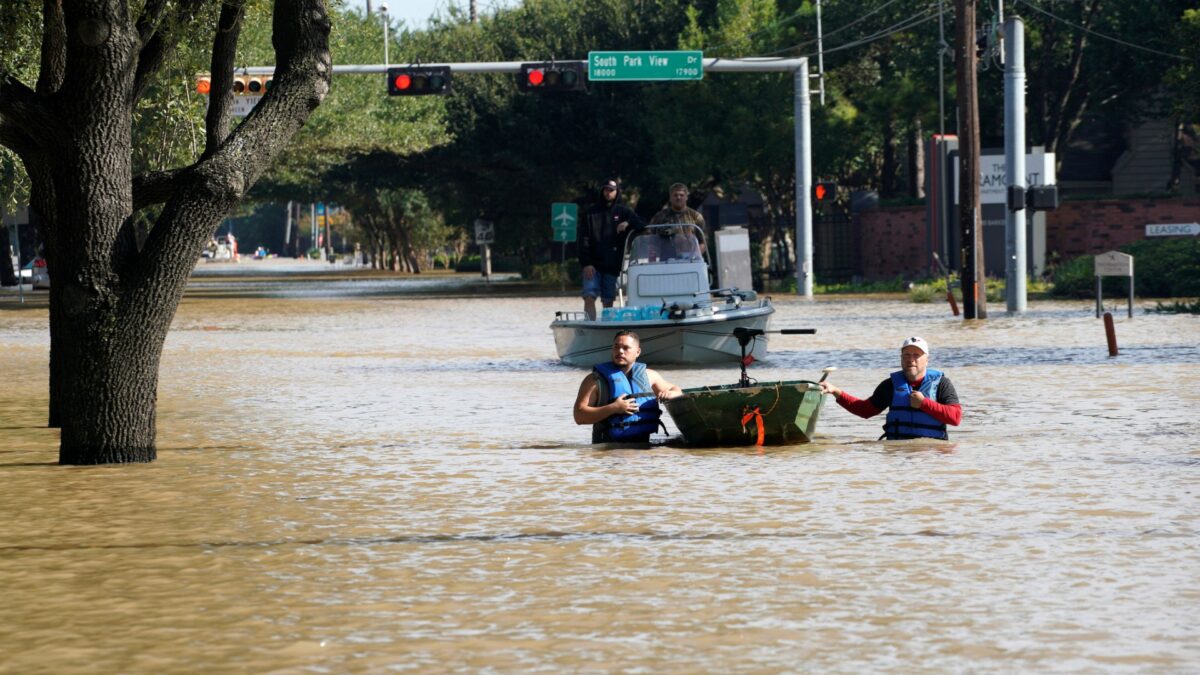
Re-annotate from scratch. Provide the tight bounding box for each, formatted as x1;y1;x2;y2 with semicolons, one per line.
741;406;765;446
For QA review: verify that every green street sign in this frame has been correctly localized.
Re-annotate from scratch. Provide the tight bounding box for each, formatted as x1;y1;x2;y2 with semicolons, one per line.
551;202;578;242
588;50;704;82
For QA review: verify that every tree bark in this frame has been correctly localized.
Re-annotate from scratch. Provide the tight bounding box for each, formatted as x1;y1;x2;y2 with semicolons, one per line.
0;0;332;464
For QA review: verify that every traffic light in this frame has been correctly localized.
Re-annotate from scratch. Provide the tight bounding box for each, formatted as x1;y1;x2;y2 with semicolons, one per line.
812;181;836;203
517;61;587;93
195;74;272;96
387;66;452;96
232;76;271;95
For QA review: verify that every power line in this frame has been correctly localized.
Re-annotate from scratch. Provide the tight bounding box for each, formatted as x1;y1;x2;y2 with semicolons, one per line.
706;0;920;57
747;4;939;60
1015;0;1186;61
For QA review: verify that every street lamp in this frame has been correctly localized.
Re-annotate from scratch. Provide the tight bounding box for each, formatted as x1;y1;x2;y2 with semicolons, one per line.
379;3;389;69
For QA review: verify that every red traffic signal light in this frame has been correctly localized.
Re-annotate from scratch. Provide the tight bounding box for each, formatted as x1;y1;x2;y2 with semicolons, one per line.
517;61;586;93
813;181;836;202
387;66;452;96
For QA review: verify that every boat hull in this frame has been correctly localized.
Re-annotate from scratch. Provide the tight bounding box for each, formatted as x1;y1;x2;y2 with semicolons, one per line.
663;380;825;447
550;302;774;367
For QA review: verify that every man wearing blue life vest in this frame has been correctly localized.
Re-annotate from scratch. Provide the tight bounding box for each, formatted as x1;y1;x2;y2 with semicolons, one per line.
818;336;963;440
574;330;683;443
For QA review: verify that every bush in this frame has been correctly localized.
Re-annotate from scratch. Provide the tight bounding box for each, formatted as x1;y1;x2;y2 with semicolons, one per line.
529;260;581;284
1148;299;1200;314
1050;238;1200;298
454;254;522;273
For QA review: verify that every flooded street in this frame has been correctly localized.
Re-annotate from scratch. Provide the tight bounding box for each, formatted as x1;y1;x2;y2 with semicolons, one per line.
2;263;1198;671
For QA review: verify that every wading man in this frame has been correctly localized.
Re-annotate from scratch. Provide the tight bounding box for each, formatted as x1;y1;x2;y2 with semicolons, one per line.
574;330;683;443
819;336;963;440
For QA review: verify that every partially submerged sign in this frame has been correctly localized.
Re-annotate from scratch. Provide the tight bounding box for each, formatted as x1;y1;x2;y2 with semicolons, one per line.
1094;250;1133;277
1094;250;1133;318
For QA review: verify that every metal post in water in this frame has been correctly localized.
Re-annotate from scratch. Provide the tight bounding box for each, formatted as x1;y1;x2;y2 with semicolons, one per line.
794;58;813;298
1004;15;1027;313
1103;312;1118;356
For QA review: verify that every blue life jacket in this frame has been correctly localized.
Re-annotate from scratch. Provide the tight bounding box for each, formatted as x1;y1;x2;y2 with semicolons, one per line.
882;369;949;440
591;361;662;443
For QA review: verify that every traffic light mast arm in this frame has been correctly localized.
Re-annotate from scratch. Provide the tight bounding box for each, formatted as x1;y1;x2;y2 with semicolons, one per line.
225;56;808;76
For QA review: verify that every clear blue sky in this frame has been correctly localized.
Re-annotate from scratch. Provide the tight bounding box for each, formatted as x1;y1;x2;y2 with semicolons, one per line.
346;0;517;31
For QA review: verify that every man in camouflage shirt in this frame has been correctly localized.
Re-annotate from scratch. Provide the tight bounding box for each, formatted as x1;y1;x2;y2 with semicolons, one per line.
650;182;708;259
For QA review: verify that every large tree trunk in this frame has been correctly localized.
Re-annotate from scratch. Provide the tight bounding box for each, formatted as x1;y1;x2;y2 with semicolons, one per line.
1;0;332;464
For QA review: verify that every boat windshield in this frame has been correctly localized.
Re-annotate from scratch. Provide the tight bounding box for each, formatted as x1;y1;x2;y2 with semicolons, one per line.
628;226;704;264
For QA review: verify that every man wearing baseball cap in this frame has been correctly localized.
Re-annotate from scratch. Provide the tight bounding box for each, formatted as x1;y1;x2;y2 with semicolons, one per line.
818;336;962;440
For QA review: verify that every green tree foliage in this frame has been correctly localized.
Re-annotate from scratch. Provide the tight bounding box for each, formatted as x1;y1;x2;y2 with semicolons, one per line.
989;0;1196;158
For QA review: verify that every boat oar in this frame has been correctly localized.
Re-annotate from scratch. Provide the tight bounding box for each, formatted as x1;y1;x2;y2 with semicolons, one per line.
819;367;837;383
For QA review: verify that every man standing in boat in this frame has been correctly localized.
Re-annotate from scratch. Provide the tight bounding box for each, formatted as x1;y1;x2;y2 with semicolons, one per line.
650;182;708;250
818;336;962;440
574;330;683;443
580;178;645;320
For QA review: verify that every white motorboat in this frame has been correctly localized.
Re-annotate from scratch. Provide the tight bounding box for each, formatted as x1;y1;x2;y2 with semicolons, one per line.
550;223;775;367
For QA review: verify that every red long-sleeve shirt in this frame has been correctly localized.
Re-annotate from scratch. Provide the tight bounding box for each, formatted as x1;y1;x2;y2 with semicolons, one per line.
834;376;962;427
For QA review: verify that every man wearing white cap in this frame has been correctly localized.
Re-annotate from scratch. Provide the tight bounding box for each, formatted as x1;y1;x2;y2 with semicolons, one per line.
819;336;962;440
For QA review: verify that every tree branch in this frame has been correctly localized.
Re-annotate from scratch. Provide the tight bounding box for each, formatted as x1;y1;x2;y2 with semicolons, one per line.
132;168;189;211
203;2;245;159
135;0;331;283
0;73;60;144
135;0;171;45
133;0;208;102
37;0;66;95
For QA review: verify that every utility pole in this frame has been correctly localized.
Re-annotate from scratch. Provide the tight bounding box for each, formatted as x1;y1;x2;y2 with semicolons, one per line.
955;0;986;319
1004;15;1027;313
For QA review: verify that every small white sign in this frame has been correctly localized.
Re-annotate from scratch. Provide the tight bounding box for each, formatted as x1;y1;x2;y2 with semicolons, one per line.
1145;222;1200;237
1094;250;1133;277
230;95;262;117
474;219;494;245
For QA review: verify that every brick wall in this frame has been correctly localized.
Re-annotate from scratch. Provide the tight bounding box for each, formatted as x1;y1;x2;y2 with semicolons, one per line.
852;198;1200;280
857;205;927;280
1044;198;1200;260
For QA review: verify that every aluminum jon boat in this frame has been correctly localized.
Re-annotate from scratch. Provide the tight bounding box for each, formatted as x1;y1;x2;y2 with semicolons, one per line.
663;327;827;447
551;224;774;366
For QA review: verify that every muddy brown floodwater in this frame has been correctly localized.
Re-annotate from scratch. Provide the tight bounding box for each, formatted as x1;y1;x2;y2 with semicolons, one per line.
1;261;1197;671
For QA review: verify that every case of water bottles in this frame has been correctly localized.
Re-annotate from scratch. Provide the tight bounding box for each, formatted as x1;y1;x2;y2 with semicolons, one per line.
601;305;666;322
